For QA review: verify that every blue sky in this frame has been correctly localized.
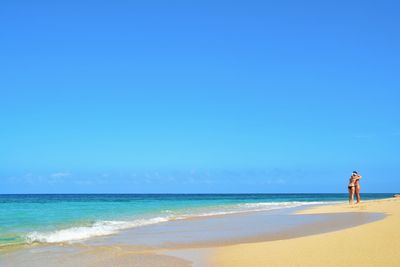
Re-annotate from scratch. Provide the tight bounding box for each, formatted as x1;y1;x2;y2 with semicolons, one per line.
1;0;399;193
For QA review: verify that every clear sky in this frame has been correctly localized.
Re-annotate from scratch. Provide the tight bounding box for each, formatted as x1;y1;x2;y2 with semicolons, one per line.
1;0;399;193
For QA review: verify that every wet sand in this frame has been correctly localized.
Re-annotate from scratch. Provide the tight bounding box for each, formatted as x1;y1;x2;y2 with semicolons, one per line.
86;207;383;248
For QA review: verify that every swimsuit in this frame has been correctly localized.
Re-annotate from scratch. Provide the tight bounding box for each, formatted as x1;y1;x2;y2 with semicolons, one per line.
348;177;357;189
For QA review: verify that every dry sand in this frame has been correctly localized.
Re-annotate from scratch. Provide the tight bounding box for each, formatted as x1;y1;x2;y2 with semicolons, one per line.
211;197;400;267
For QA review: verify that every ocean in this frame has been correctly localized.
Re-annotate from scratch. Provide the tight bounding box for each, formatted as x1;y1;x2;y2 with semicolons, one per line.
0;193;392;250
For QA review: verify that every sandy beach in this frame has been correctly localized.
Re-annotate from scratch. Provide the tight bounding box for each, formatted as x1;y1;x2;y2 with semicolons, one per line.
1;197;398;267
211;197;400;267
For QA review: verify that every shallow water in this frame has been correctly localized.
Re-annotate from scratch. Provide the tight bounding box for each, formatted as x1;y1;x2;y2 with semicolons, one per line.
0;193;392;249
0;204;385;267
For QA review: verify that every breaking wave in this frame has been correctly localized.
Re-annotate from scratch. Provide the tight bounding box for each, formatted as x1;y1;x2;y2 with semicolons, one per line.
26;201;329;244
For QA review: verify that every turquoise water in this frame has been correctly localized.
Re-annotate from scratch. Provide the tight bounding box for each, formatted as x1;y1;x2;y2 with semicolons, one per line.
0;193;392;249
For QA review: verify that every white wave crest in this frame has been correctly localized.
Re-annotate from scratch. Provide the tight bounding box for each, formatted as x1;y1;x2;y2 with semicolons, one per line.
238;201;328;210
26;217;169;243
25;201;332;244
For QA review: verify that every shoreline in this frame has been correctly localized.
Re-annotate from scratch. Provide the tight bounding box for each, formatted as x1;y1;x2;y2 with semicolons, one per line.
0;200;339;252
1;193;392;251
0;199;335;249
1;198;394;266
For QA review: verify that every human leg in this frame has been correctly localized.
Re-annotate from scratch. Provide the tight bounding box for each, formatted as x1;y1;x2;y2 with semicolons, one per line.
348;187;355;205
355;185;361;204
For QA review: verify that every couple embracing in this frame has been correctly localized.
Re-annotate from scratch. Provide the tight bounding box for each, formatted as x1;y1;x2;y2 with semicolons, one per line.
348;171;362;205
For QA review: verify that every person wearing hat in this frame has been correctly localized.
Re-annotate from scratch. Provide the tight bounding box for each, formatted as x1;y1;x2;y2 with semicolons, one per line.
348;171;362;205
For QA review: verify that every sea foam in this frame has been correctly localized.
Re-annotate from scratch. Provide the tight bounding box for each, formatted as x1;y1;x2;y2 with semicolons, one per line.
26;217;169;243
25;201;329;244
